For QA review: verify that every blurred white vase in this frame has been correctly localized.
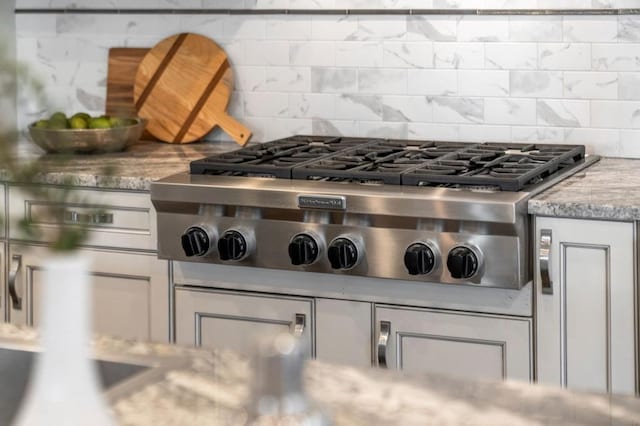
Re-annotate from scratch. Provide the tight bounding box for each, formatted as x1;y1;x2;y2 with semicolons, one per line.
12;254;114;426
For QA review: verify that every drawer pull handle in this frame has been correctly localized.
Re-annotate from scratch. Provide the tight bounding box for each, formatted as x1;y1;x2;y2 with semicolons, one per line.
64;210;113;225
377;321;390;368
540;229;553;295
9;255;22;310
292;313;305;337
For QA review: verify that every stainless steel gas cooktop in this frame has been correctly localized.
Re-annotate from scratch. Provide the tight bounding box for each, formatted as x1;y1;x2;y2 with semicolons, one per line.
152;136;599;290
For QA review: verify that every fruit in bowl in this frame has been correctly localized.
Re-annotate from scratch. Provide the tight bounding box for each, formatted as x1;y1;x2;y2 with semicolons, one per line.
28;112;146;154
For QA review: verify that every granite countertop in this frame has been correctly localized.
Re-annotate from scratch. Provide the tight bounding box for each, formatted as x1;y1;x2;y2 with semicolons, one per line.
9;140;239;191
2;324;639;425
528;157;640;221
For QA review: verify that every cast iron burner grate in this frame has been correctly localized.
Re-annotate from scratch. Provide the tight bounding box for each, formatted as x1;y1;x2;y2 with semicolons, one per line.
189;136;586;192
189;135;373;178
291;140;472;184
401;143;585;191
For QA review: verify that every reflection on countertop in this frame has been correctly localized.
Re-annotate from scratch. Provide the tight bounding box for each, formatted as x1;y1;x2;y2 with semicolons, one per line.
1;324;639;426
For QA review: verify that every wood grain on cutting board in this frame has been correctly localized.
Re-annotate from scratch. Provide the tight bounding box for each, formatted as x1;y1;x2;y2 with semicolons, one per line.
133;33;251;145
106;47;157;141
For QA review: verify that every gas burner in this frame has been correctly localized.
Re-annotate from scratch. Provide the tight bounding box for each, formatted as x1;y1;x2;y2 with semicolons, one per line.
190;136;586;192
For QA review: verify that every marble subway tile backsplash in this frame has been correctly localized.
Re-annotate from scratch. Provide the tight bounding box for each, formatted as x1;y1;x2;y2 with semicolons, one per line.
14;10;640;157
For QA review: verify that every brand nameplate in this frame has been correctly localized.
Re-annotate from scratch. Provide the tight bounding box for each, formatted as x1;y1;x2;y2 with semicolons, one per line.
298;195;346;210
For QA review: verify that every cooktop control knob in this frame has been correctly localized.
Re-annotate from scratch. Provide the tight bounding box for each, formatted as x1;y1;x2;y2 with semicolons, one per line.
288;234;319;266
327;237;359;270
218;230;248;261
181;226;214;257
404;243;436;275
447;246;479;279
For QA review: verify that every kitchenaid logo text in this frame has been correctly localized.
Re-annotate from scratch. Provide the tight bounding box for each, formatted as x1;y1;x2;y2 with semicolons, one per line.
297;195;346;210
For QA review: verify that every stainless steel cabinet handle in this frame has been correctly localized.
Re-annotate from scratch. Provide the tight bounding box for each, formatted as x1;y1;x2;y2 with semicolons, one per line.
377;321;390;368
64;210;113;225
293;313;306;337
8;255;22;310
540;229;553;295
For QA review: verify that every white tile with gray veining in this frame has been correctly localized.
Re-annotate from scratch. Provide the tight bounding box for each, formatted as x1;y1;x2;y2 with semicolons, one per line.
311;67;357;93
357;121;408;139
508;16;563;42
592;43;640;71
408;69;457;95
382;42;433;69
382;95;433;122
537;99;590;127
510;71;564;98
457;16;509;42
432;97;483;124
358;69;407;95
563;71;618;100
617;73;640;100
406;16;458;42
335;94;383;121
433;42;484;69
335;42;383;67
563;16;618;42
484;98;536;126
458;70;509;97
311;16;358;41
529;158;640;221
538;43;591;71
485;43;537;70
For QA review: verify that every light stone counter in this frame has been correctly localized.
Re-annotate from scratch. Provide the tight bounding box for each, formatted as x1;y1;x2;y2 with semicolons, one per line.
7;140;240;191
2;324;639;426
529;157;640;221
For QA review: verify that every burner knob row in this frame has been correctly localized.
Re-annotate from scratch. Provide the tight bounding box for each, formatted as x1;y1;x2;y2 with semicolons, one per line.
180;227;480;279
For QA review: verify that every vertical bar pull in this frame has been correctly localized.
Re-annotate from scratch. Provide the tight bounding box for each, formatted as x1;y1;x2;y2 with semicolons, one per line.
377;321;390;368
540;229;553;295
293;313;306;337
9;255;22;310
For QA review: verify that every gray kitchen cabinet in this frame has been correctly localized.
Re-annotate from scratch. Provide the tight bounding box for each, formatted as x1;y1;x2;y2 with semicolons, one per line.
0;242;5;323
374;305;532;382
8;185;157;251
315;298;372;367
535;217;636;395
8;243;169;342
6;184;169;342
175;287;314;356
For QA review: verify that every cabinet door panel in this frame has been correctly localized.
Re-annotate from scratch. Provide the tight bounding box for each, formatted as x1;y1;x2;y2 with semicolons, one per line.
9;244;169;342
315;298;372;367
535;217;635;395
175;288;313;356
399;335;505;379
375;306;532;382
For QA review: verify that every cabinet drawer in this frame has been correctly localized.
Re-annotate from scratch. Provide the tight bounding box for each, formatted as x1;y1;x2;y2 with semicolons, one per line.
9;185;156;251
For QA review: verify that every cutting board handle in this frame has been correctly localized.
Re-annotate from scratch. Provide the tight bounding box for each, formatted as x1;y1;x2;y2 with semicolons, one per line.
215;112;252;146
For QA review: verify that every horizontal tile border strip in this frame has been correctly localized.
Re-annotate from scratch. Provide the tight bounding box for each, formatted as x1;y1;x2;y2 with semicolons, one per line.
13;8;640;16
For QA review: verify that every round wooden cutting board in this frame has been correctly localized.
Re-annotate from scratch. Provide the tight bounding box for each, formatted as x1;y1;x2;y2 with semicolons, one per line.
133;32;251;145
